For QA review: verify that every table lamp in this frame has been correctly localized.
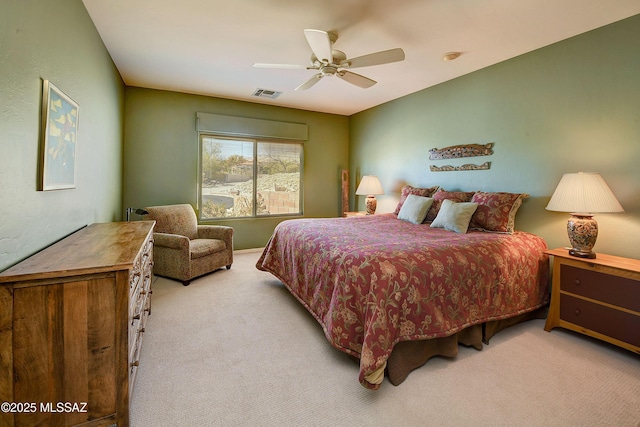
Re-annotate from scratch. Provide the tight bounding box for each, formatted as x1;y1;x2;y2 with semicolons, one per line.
356;175;384;215
545;172;623;259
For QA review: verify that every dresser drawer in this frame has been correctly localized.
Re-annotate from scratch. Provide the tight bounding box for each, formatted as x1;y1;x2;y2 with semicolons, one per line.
561;265;640;312
560;294;640;346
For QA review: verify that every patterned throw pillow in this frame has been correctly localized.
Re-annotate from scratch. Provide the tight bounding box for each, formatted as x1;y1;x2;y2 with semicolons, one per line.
469;192;527;233
424;189;476;222
393;185;439;215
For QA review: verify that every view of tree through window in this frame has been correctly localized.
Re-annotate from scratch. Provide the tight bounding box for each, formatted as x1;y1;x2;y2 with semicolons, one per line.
200;136;302;219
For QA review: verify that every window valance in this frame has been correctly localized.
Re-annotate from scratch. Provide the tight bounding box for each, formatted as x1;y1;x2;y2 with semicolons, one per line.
196;112;308;141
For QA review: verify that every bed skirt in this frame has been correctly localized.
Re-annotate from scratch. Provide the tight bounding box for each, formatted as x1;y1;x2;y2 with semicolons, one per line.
386;306;548;385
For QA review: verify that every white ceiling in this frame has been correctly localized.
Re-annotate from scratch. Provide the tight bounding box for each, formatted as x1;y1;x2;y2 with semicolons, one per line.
82;0;640;116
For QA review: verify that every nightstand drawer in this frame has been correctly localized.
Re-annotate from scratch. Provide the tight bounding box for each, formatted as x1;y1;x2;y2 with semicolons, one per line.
343;211;367;218
560;294;640;347
561;264;640;312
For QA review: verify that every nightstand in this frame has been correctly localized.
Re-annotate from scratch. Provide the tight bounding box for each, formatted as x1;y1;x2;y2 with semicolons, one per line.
343;211;367;217
544;248;640;354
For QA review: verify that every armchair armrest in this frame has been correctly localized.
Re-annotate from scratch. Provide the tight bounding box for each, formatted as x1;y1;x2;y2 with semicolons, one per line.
197;225;233;240
153;232;190;250
197;225;233;249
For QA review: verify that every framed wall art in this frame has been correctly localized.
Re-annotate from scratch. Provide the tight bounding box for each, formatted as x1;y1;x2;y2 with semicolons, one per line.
40;80;79;190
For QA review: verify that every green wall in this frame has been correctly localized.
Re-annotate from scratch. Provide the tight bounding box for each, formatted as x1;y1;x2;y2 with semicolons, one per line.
123;87;349;249
0;0;125;271
350;15;640;259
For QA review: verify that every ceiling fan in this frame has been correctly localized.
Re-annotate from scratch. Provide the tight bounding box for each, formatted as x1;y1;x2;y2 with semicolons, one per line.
253;29;405;91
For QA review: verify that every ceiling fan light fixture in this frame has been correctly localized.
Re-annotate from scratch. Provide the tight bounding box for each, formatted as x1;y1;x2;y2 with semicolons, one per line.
442;52;462;61
257;29;405;90
321;66;338;76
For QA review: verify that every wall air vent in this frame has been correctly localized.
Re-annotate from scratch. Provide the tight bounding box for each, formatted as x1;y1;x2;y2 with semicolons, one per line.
252;88;282;99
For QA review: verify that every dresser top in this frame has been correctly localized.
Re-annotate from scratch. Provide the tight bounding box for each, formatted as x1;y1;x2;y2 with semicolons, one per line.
0;221;155;283
545;247;640;274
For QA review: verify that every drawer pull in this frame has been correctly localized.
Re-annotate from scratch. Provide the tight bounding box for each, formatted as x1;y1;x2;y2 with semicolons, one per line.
574;309;581;316
574;280;581;286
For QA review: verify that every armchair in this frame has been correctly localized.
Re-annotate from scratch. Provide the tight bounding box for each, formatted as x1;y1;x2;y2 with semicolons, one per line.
144;204;233;286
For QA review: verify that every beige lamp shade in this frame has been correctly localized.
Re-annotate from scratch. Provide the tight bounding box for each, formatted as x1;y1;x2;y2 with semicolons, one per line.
355;175;384;196
546;172;623;259
545;172;624;214
356;175;384;215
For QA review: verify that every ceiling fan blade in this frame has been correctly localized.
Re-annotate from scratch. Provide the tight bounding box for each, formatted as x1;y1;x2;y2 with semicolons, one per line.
337;71;376;88
304;29;333;64
343;48;405;69
295;73;323;91
253;63;307;69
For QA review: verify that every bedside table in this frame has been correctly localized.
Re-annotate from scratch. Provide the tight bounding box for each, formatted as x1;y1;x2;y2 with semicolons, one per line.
544;248;640;354
343;211;367;217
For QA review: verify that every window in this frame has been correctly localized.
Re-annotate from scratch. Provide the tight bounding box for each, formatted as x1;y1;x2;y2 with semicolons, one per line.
199;135;303;219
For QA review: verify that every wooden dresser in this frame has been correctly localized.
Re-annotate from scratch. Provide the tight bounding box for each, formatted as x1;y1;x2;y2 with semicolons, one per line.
544;248;640;355
0;221;154;427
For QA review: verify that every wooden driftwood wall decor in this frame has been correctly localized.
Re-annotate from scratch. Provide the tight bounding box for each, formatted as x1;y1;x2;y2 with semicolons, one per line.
429;142;494;171
428;142;494;160
341;169;349;215
430;162;491;172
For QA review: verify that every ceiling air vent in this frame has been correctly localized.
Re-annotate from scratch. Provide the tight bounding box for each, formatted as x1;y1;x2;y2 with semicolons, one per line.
252;88;282;99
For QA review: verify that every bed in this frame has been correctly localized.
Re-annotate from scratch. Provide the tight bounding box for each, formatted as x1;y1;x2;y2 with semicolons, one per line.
256;199;549;389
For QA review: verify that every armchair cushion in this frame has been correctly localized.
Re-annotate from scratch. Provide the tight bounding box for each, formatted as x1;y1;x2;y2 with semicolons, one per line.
190;239;226;260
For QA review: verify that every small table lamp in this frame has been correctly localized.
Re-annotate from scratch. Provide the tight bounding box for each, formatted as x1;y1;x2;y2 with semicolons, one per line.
356;175;384;215
546;172;624;259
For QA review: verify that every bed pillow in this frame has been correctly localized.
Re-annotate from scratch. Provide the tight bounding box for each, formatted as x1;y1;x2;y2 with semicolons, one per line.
397;195;434;224
393;185;439;215
430;199;478;233
469;192;527;233
424;189;476;222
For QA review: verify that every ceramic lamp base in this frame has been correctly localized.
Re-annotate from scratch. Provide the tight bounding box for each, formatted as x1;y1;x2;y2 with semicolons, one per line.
567;213;598;259
365;196;377;215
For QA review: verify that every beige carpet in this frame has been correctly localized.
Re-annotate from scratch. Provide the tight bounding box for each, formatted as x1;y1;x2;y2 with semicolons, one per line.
131;250;640;426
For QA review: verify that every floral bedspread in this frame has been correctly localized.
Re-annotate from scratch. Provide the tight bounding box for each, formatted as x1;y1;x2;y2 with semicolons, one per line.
256;214;549;389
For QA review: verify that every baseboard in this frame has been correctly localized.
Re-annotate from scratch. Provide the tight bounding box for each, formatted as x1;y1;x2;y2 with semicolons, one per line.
234;248;264;254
